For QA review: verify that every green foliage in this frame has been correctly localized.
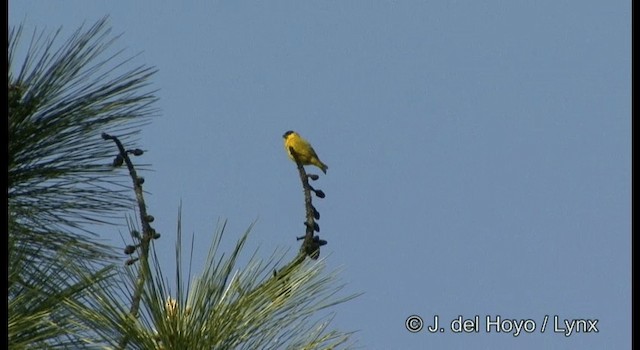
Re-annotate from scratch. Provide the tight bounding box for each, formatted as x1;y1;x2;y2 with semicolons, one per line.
81;218;357;349
8;233;117;348
8;18;158;348
8;17;157;241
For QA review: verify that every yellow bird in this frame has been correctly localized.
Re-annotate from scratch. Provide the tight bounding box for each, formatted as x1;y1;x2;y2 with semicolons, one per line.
283;130;328;174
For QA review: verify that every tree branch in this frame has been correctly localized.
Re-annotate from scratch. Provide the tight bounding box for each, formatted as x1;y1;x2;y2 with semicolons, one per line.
102;132;157;350
288;147;327;259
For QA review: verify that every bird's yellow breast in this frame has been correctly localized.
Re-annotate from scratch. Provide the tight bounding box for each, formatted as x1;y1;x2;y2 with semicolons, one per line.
284;133;316;163
283;130;328;173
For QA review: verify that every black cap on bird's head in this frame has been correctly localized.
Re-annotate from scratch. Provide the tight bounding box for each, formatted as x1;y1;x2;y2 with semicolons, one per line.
283;130;294;138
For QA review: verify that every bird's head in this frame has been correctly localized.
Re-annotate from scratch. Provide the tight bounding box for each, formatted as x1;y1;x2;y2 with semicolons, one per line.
283;130;295;139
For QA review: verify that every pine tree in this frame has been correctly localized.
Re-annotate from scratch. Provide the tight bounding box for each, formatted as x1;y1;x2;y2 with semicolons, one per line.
8;18;356;349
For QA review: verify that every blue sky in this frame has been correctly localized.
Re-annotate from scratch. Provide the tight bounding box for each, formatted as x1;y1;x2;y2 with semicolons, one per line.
10;1;631;349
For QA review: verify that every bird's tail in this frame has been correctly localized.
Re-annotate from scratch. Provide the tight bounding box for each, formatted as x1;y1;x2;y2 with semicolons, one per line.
312;159;328;174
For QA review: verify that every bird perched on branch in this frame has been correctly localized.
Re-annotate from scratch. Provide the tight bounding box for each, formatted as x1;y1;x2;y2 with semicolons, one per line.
283;130;328;174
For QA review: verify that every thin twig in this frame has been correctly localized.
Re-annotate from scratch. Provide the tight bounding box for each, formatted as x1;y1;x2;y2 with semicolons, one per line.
102;132;155;350
288;147;327;259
